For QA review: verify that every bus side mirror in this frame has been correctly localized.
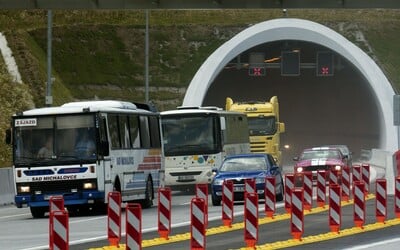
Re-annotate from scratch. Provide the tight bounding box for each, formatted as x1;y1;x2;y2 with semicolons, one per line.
5;129;11;144
100;140;110;156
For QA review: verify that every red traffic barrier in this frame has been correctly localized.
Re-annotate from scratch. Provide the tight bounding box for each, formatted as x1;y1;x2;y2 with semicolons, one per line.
49;196;65;248
108;191;122;247
191;198;206;250
196;184;208;228
285;173;295;213
396;176;400;218
265;176;276;218
302;171;313;211
353;181;366;228
329;184;342;233
158;188;171;239
375;179;387;223
352;165;361;183
244;192;258;248
222;180;234;227
317;170;327;208
341;166;351;202
126;203;142;250
361;164;370;194
49;210;69;250
329;169;340;186
245;178;256;196
291;188;304;241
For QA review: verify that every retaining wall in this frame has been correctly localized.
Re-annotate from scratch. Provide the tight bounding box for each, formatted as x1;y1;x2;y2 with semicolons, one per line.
0;168;14;205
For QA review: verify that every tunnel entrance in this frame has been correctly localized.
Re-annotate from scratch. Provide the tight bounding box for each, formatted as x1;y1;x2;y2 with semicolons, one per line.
183;18;396;166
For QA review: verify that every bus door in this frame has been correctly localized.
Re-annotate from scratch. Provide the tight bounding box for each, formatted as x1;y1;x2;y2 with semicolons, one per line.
99;115;113;196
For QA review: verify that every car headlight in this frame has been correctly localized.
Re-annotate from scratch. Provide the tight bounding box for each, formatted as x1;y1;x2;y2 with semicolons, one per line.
213;179;224;186
255;177;265;184
296;167;303;173
18;185;30;193
334;165;342;171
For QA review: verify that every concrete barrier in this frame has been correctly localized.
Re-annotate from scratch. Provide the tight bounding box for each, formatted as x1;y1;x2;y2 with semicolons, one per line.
0;168;15;205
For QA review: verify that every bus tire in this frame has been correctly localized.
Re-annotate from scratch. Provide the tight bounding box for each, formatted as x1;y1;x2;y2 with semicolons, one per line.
141;177;153;209
30;206;46;218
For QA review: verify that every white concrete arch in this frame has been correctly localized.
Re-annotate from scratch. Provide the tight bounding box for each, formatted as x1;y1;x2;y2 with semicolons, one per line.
182;18;397;152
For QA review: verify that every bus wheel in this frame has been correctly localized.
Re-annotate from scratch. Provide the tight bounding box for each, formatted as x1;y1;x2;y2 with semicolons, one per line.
141;178;153;209
30;207;46;218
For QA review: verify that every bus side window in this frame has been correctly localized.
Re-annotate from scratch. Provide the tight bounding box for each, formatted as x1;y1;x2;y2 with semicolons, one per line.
139;116;151;148
99;116;110;156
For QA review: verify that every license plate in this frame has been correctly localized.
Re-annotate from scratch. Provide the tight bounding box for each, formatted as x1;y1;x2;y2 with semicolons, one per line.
178;175;194;181
233;186;245;192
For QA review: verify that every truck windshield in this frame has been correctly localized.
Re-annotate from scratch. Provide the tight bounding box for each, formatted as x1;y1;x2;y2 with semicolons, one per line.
162;115;219;156
247;116;277;136
13;114;97;167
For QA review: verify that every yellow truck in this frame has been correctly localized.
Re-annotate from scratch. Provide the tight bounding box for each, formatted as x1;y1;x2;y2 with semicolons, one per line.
226;96;285;166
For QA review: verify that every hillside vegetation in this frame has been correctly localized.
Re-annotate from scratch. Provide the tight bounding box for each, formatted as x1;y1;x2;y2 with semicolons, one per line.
0;9;400;167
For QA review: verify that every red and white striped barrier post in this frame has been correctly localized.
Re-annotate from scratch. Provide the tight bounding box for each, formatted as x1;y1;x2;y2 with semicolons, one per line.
291;188;304;240
191;198;206;250
396;176;400;218
329;169;340;186
329;184;341;233
196;184;208;228
126;203;142;250
317;170;327;208
302;171;313;211
49;210;69;250
375;179;387;223
285;173;295;213
245;178;256;196
353;181;366;228
108;191;122;247
49;196;65;247
265;176;276;218
244;192;258;248
158;188;171;239
341;166;351;202
352;165;361;183
222;180;234;227
362;164;370;195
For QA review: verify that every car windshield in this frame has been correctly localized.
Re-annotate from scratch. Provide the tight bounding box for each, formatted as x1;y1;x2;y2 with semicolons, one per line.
300;150;341;160
220;157;268;172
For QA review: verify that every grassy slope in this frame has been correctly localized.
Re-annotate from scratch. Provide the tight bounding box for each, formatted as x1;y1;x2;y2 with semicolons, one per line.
0;9;399;166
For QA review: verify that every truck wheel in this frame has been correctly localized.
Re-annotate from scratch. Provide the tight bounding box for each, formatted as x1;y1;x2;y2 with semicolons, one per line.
30;207;46;218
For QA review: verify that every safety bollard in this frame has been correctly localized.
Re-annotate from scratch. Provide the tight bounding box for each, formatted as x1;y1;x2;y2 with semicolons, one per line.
317;170;327;208
329;169;340;186
285;173;295;213
222;180;234;227
158;188;171;239
396;176;400;218
353;181;366;228
361;164;370;195
49;210;69;250
302;171;313;211
196;184;208;228
126;203;142;250
329;184;341;233
107;191;121;247
265;176;276;218
244;192;258;248
49;195;65;248
245;178;256;197
341;166;351;202
191;198;206;250
291;188;304;241
352;165;361;183
375;179;387;223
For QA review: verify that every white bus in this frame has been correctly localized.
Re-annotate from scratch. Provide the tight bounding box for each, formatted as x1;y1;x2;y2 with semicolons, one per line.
7;100;163;218
161;106;250;190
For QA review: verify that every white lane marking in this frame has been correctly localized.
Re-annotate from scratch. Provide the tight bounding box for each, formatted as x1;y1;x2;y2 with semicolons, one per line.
0;213;31;219
341;237;400;250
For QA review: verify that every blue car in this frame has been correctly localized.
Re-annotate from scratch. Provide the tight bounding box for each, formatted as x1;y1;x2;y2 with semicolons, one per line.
211;153;284;206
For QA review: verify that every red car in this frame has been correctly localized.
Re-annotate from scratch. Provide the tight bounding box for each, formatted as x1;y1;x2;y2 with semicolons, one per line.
293;147;347;185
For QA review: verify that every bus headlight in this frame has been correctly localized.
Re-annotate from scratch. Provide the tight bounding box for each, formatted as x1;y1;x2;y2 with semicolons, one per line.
83;182;96;189
18;185;30;193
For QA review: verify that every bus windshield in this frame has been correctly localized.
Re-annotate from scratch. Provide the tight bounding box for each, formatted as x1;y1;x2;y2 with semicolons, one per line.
13;114;97;167
162;115;219;156
247;116;276;136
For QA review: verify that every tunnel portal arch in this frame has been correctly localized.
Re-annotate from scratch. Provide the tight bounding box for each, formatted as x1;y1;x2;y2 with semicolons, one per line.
182;18;397;152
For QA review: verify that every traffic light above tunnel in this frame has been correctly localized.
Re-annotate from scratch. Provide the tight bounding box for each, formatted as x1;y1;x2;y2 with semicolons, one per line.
281;51;300;76
316;51;334;76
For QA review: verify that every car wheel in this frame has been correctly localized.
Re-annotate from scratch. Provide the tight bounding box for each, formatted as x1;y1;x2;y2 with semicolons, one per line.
276;177;284;202
211;193;221;206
